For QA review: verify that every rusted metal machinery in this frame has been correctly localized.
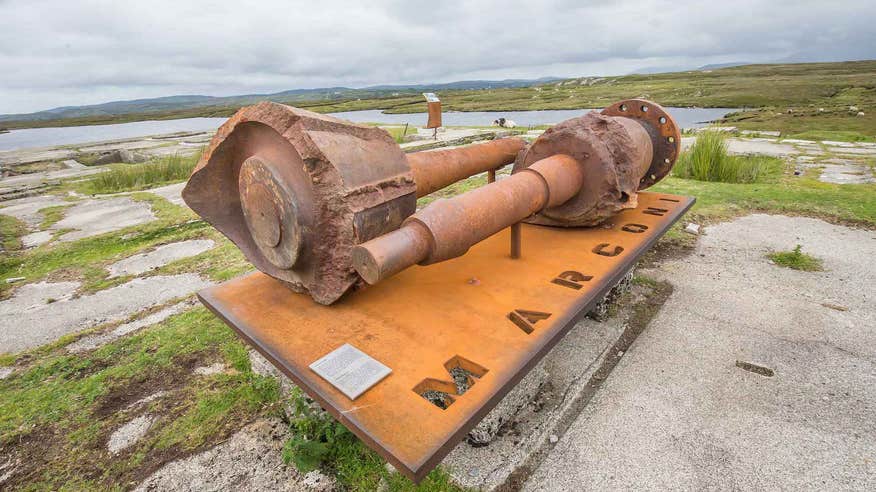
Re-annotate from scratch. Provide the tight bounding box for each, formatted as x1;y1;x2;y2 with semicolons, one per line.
186;98;694;483
182;102;525;304
353;99;680;284
184;99;679;304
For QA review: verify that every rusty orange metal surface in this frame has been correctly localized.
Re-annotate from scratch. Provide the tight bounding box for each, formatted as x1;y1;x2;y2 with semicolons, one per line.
426;100;442;129
408;137;526;197
197;191;693;482
354;154;583;284
182;101;528;304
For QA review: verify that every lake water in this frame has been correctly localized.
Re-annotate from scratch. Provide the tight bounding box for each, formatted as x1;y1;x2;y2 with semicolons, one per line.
0;107;736;151
329;107;736;129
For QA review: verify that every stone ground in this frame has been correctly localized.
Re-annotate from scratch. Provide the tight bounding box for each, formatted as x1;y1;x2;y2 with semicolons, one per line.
0;274;212;353
134;419;336;492
523;215;876;490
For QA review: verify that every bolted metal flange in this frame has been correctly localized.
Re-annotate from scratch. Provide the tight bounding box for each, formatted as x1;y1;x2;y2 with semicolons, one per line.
601;98;681;189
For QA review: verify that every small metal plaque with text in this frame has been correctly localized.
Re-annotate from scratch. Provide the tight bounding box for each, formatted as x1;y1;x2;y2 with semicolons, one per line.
309;343;392;400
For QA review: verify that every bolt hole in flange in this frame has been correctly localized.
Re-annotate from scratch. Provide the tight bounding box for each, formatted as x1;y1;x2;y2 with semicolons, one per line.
641;105;649;112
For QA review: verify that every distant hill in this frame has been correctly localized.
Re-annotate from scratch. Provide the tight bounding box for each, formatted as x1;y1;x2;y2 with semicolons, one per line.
697;62;751;71
0;78;562;123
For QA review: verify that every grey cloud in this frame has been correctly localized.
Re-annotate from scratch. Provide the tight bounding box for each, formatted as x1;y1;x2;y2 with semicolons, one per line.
0;0;874;113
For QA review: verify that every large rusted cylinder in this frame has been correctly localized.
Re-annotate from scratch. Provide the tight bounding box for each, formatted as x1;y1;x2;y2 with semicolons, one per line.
351;100;682;286
515;99;680;227
182;102;525;304
408;138;526;197
353;154;583;284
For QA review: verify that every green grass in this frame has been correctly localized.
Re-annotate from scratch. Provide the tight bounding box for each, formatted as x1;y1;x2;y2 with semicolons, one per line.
673;130;784;183
4;60;875;137
0;214;27;251
283;387;464;491
786;130;876;143
38;205;70;230
0;307;280;489
0;194;204;298
77;153;200;195
652;174;876;227
767;244;823;271
383;124;414;143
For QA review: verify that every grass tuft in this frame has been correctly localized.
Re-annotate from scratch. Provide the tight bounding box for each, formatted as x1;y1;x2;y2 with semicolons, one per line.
282;386;464;491
767;244;823;271
79;153;200;194
673;130;784;183
0;214;27;251
383;124;413;143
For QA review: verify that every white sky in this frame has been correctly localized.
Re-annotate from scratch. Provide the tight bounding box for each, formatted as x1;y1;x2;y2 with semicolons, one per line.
1;0;874;114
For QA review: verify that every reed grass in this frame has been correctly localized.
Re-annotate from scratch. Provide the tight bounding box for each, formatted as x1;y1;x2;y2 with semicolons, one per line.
673;131;783;183
80;153;200;194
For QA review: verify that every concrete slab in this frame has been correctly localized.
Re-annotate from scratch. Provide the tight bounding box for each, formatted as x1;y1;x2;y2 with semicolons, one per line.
445;311;629;490
781;138;817;145
524;215;876;490
680;137;798;157
818;162;874;184
140;145;202;158
53;196;156;242
0;274;212;353
0;194;68;227
146;182;187;207
20;230;52;248
107;239;214;277
134;418;334;491
821;140;858;148
62;159;86;169
193;363;226;376
0;166;105;194
826;146;876;156
108;415;155;454
78;140;170;152
0;148;77;167
66;301;194;353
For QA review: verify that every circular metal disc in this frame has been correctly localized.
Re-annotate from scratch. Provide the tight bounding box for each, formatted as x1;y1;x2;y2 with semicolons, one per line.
601;99;681;189
239;156;302;269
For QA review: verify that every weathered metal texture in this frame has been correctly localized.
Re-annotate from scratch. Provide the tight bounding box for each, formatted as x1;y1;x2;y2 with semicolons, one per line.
353;154;583;284
602;99;681;189
408;137;526;197
515;99;680;227
426;100;442;129
182;102;417;304
197;191;694;483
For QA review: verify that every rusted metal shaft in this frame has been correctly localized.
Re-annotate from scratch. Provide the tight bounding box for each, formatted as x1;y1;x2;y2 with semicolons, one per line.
353;154;583;284
408;138;526;197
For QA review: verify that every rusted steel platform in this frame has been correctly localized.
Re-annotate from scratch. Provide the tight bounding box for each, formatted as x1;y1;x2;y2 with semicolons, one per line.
198;191;694;482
